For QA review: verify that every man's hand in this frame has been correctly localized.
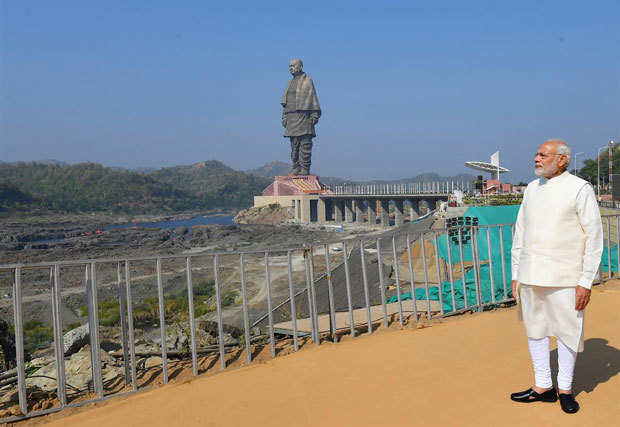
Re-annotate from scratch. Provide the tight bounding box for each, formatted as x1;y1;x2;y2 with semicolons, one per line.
511;280;518;303
281;116;287;128
575;286;591;311
310;116;318;125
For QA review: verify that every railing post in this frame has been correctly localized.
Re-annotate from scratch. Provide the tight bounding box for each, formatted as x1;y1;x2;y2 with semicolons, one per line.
359;241;373;333
606;217;612;279
420;233;432;319
406;234;418;322
88;262;104;398
445;232;456;312
324;244;337;342
13;267;27;415
51;265;67;406
124;261;138;390
498;226;508;300
117;263;130;385
376;238;389;328
390;235;404;325
471;228;482;310
342;241;356;336
213;255;227;369
486;227;496;304
156;258;168;383
432;231;444;315
186;257;199;376
616;216;620;277
308;246;320;344
286;251;299;351
303;249;317;343
264;252;276;358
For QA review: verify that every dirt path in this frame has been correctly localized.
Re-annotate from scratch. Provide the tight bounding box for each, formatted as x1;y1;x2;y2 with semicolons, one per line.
40;281;620;427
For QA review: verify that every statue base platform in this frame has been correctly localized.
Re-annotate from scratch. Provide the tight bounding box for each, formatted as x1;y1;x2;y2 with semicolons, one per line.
262;175;330;196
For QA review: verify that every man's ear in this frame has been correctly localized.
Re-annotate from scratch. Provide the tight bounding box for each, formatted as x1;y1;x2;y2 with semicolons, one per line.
559;155;568;169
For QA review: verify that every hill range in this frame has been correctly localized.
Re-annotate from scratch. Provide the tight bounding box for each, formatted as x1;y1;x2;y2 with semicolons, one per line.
0;160;475;215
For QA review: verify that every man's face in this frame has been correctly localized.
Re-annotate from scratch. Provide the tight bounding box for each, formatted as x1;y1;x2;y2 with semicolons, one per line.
534;142;566;178
289;61;302;76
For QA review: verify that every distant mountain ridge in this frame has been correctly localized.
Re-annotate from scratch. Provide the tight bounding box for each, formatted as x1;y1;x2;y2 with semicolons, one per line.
246;161;474;185
246;161;292;180
0;161;269;214
1;158;476;215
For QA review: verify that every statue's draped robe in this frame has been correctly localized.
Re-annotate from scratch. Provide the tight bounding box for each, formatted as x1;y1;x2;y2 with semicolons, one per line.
281;73;321;137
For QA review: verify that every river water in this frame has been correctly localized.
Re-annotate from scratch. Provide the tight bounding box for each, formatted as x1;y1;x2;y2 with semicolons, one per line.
33;214;235;244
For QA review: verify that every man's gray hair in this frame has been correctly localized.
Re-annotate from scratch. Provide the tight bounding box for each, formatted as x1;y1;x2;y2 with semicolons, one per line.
543;138;572;166
291;58;303;67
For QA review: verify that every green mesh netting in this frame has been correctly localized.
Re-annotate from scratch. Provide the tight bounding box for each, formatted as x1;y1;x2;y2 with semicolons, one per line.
601;245;618;273
388;205;520;312
389;205;611;312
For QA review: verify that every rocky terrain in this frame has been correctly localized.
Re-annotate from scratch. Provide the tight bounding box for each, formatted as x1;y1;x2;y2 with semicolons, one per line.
232;203;293;225
0;211;429;418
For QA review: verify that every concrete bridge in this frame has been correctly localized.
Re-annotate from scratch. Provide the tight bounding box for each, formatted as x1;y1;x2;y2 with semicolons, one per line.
256;177;473;227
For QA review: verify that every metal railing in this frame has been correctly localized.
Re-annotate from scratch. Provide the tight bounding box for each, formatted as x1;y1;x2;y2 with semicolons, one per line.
1;215;612;422
331;181;472;196
600;214;620;282
599;200;620;209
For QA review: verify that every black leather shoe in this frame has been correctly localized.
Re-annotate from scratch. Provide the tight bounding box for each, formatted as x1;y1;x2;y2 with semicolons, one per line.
559;393;579;413
510;387;558;403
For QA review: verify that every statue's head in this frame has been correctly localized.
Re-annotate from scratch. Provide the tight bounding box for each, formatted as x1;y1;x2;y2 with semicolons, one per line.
289;58;303;76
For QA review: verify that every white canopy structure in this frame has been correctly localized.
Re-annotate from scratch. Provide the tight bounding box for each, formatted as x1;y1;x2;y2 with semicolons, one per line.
465;151;509;180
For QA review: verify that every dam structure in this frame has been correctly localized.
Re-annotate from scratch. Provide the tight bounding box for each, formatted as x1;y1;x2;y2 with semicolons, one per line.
254;175;472;226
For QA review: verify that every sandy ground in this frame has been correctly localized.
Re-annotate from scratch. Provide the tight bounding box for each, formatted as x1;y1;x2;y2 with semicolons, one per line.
37;281;620;427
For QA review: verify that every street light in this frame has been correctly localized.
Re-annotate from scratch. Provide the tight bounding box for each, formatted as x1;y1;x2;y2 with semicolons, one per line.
573;152;583;176
597;145;607;201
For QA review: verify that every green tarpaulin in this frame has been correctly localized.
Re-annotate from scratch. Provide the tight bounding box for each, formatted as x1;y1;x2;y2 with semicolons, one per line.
389;205;612;312
389;205;519;312
601;245;618;273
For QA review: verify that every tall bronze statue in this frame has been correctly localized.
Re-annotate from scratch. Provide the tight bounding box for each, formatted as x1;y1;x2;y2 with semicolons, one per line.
281;58;321;176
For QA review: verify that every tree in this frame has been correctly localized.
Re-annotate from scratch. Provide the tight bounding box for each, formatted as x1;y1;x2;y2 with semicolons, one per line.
578;144;620;186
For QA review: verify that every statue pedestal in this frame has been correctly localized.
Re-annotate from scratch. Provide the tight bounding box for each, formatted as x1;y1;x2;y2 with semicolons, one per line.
254;175;331;224
262;175;326;196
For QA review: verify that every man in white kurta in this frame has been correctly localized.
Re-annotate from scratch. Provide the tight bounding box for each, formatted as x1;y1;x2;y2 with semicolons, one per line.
510;139;603;414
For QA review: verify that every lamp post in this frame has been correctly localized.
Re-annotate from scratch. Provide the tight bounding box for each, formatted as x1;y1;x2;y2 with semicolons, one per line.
597;145;607;201
573;152;583;176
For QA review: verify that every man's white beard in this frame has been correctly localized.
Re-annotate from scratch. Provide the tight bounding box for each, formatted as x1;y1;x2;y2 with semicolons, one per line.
535;163;559;178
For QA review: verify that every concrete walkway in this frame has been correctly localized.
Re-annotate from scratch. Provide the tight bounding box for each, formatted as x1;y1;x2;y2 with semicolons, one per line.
46;281;620;426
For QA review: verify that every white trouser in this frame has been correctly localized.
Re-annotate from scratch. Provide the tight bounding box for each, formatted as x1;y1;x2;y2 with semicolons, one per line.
528;337;577;390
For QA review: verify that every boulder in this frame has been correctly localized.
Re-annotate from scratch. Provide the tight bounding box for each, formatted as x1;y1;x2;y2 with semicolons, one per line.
63;324;89;356
144;356;162;369
168;324;189;351
198;319;244;339
26;345;122;392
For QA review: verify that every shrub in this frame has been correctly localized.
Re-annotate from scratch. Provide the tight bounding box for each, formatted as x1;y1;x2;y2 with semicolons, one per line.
221;290;238;307
23;320;53;354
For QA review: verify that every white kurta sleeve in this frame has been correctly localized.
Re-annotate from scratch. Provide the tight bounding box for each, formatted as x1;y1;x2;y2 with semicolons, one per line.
575;184;603;289
511;197;526;282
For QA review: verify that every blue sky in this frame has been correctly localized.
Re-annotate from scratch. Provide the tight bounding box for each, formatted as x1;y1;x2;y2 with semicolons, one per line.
1;0;618;182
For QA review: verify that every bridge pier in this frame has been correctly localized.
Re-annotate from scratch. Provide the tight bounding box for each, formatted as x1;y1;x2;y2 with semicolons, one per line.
354;199;364;223
318;198;327;223
334;199;344;222
408;199;420;221
367;199;377;225
345;199;354;223
394;199;404;227
380;199;390;227
419;199;429;216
